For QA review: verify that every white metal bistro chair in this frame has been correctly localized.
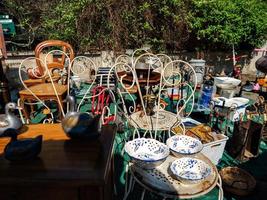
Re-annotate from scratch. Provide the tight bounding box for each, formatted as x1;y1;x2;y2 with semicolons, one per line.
110;51;223;200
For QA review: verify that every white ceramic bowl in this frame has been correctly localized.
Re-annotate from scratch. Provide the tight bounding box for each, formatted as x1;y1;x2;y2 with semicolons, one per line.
170;157;212;183
166;135;203;156
125;138;169;169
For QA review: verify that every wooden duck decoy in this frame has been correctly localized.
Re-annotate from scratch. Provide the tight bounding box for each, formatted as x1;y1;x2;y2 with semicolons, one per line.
62;95;102;139
0;102;22;136
4;134;43;161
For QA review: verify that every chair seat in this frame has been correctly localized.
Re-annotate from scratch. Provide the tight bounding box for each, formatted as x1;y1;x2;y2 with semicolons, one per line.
19;83;67;97
23;78;44;87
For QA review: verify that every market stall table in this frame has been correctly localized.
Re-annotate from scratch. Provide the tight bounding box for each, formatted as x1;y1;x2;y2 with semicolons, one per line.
0;123;117;200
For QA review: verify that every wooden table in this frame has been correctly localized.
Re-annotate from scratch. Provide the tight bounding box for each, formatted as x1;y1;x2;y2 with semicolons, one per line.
0;123;117;200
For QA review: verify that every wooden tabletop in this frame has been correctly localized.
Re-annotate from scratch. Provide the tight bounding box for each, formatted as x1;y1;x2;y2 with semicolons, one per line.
0;123;117;187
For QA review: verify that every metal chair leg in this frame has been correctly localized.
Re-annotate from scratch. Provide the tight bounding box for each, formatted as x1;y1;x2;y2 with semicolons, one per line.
217;173;224;200
123;164;134;200
123;164;129;199
131;179;135;192
140;188;146;200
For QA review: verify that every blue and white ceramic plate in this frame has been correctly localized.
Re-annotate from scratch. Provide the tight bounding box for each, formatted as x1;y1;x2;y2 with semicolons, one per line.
166;135;203;156
125;138;169;169
170;157;212;182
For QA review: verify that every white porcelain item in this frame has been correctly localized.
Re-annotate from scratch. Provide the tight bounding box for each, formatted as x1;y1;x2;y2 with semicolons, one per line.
211;97;249;121
166;135;203;156
170;157;212;183
125;138;170;169
212;97;249;108
214;77;241;86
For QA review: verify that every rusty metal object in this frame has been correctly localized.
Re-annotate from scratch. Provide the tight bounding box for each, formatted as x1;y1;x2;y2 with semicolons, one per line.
219;167;256;196
227;120;263;161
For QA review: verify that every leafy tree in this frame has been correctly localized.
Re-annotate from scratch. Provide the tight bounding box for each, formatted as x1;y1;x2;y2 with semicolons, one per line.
190;0;267;49
2;0;267;52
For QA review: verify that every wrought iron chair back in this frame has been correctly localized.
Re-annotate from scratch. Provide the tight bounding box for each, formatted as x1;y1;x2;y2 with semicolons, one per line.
110;51;197;140
68;56;117;125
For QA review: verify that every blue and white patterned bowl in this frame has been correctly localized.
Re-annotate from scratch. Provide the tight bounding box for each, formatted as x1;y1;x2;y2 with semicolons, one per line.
170;157;212;183
125;138;170;169
166;135;203;156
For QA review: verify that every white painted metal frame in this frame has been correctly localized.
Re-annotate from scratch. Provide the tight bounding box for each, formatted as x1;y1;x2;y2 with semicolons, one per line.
18;50;70;123
110;51;197;141
68;55;117;125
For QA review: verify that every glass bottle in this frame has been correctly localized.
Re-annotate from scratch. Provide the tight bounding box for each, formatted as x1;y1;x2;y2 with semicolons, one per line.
198;79;214;109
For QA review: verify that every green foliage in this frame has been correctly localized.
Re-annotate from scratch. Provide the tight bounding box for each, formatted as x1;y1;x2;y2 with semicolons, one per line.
190;0;267;49
2;0;267;52
40;1;90;46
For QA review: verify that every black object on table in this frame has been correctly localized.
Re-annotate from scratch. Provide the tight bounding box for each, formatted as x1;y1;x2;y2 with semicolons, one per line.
0;60;10;114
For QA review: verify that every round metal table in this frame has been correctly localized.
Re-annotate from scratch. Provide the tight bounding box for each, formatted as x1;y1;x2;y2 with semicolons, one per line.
129;153;218;199
129;110;179;131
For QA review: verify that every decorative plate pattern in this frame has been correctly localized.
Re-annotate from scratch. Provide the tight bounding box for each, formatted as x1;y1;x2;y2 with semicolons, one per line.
125;138;169;169
170;157;211;182
166;135;203;155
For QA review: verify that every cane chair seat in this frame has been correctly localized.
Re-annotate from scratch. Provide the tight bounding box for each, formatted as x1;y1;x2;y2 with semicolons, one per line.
19;83;67;96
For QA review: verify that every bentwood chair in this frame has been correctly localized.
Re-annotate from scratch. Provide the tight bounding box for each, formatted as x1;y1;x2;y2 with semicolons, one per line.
18;40;74;122
24;40;74;87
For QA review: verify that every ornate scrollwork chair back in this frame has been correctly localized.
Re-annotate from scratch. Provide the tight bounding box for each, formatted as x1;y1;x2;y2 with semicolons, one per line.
111;51;197;141
67;56;117;125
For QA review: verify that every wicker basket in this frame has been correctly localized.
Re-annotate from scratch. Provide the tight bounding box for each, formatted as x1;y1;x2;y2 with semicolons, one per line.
219;167;256;196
